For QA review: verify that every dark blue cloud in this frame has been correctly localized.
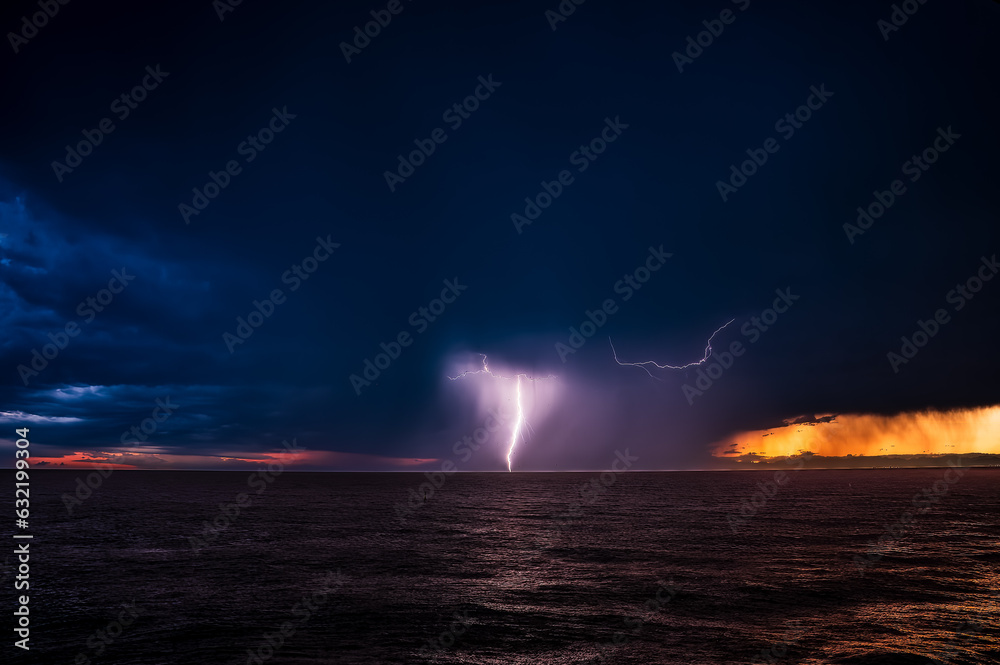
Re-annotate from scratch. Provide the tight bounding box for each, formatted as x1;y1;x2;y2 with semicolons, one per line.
1;0;999;469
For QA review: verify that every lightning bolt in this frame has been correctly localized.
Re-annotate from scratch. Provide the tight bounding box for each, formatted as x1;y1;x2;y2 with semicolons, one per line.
448;355;553;472
508;376;524;472
609;319;736;380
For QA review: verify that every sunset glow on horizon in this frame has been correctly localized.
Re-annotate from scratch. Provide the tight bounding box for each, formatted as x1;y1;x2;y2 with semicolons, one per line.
30;449;440;471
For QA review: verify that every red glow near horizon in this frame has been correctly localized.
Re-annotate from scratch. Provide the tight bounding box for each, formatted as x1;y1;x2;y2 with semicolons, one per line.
28;449;439;471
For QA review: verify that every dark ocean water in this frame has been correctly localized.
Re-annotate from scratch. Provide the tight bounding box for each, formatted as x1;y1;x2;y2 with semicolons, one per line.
4;468;999;664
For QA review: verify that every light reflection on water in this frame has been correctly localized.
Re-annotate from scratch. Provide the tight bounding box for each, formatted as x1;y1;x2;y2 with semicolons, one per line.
18;468;1000;664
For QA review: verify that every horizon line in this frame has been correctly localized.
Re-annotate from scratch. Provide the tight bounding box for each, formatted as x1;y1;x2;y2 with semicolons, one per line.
7;465;1000;473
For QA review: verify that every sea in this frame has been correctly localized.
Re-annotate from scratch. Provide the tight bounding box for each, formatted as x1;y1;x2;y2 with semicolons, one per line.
5;467;999;664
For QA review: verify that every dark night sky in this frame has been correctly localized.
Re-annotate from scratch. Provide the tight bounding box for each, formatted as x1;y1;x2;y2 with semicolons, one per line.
1;0;998;470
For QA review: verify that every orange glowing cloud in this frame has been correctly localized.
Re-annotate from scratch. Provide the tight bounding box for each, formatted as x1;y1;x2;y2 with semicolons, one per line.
713;405;1000;459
